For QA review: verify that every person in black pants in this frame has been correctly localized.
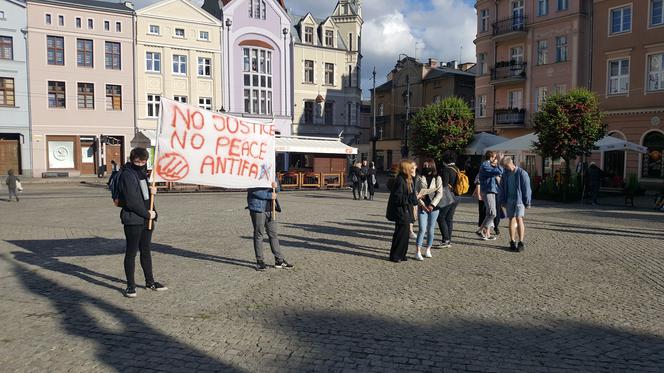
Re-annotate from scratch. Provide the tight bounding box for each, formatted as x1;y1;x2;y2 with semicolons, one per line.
386;160;419;262
367;161;376;200
350;162;362;200
119;147;167;298
437;151;460;248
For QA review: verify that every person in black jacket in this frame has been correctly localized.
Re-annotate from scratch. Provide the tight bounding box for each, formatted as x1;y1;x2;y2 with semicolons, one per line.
386;159;419;262
119;147;167;298
437;151;460;248
350;162;362;200
367;161;377;200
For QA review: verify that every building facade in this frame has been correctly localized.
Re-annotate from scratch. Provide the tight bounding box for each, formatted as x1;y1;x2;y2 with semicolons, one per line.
591;0;664;186
135;0;223;140
366;57;475;171
290;0;363;145
26;0;135;176
474;0;592;138
0;0;31;176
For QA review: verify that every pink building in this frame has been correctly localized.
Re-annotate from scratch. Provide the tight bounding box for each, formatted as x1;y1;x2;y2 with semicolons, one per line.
26;0;135;176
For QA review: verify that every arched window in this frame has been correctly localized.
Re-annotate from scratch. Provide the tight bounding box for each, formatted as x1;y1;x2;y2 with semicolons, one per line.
642;131;664;179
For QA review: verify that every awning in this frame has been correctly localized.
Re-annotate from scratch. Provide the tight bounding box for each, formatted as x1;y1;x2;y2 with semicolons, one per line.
594;136;648;153
276;136;358;155
135;130;157;147
485;132;538;153
465;132;510;155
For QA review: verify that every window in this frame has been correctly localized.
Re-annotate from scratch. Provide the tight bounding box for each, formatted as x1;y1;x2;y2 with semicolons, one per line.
378;103;384;116
347;102;353;125
537;40;548;65
432;95;441;104
349;33;353;51
77;83;94;109
535;86;548;111
116;22;122;32
480;9;489;32
325;63;334;85
652;0;664;26
175;28;185;38
199;97;212;110
76;17;81;28
45;14;51;24
477;96;486;117
48;81;66;108
648;53;664;91
242;47;272;114
642;131;664;178
304;101;313;124
105;42;121;70
58;15;64;26
0;11;4;19
537;0;548;16
104;20;110;31
508;90;523;109
555;36;567;62
325;30;334;46
304;60;314;83
608;59;629;95
76;39;93;67
0;36;13;60
173;54;187;74
199;31;209;41
146;52;160;72
47;36;65;66
477;53;486;75
88;18;93;29
0;78;15;107
324;102;334;124
149;25;160;35
198;57;211;76
248;0;267;19
555;84;568;95
106;85;122;111
304;27;314;44
611;6;631;34
558;0;569;11
174;95;187;103
147;94;160;117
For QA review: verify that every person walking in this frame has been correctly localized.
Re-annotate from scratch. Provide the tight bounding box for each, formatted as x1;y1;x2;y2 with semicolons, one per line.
437;151;460;248
498;157;532;252
472;173;500;238
478;151;503;240
350;162;362;200
247;181;294;271
587;162;604;205
118;148;167;298
414;158;443;260
5;169;19;202
367;161;377;200
360;160;369;200
387;160;419;262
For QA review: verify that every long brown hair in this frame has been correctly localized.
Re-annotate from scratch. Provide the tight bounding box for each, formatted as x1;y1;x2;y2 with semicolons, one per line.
398;159;414;193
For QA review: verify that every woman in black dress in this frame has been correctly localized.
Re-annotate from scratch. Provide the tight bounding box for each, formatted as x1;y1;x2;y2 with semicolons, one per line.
386;160;419;262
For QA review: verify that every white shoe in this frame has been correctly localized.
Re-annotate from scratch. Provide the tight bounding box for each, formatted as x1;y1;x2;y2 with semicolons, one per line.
409;231;417;239
424;247;432;258
415;251;424;261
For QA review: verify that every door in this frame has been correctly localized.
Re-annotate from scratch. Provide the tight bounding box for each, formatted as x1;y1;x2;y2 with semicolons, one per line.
80;139;96;175
105;144;122;174
512;0;525;27
0;137;20;175
508;90;523;109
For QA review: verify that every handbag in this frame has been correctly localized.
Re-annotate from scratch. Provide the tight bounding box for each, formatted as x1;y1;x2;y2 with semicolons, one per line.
15;180;23;192
437;186;456;208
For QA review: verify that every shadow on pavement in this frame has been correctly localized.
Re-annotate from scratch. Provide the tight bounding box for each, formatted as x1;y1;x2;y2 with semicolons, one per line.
4;257;245;373
265;310;664;372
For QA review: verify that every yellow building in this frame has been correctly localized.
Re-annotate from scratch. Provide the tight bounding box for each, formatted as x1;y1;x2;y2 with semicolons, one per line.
135;0;223;139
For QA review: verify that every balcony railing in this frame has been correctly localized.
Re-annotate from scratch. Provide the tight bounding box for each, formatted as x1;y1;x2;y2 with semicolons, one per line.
495;108;526;126
491;62;527;83
492;15;527;37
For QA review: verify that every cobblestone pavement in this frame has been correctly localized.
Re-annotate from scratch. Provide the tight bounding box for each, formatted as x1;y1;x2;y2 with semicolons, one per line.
1;184;663;372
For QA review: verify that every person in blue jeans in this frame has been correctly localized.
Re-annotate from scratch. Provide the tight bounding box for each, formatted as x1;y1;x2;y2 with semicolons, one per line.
414;158;443;261
498;156;532;252
479;151;504;240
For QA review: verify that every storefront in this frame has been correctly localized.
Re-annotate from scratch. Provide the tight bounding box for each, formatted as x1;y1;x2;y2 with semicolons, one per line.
44;135;124;176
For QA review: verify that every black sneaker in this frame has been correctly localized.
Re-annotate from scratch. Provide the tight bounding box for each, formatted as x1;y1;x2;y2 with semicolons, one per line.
517;242;525;252
509;241;517;252
494;227;500;236
256;261;268;271
275;259;294;269
125;286;137;298
146;282;168;291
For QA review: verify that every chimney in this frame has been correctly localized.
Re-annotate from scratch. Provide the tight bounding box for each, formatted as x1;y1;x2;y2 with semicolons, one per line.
447;60;457;69
123;1;134;9
428;58;439;68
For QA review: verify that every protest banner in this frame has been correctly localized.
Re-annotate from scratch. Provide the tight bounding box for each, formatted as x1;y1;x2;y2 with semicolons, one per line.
152;98;276;189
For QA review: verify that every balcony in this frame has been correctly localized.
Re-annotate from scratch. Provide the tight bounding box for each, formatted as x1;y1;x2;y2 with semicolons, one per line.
495;108;526;127
492;15;528;39
490;62;527;85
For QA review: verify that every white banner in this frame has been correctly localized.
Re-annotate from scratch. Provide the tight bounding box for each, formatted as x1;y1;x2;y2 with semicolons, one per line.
154;98;275;189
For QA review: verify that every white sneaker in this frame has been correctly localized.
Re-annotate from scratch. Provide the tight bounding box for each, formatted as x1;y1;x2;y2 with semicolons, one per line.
424;247;432;258
409;231;417;239
415;251;424;261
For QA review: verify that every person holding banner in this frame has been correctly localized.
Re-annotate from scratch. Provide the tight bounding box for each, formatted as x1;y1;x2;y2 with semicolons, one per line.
247;181;294;271
119;148;167;298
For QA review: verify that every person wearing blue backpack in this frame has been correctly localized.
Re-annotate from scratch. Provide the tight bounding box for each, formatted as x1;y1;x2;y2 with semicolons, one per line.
116;147;167;298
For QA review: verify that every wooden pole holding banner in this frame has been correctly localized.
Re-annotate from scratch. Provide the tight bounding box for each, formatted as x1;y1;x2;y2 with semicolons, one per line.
272;186;276;220
148;101;164;231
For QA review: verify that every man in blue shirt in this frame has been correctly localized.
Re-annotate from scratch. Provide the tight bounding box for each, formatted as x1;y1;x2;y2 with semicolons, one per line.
499;157;532;252
478;151;504;240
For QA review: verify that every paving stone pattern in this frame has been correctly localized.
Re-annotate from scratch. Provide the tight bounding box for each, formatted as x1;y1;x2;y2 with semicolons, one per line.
1;184;663;372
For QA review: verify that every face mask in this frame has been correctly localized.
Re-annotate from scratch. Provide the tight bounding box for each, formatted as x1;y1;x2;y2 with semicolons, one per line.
422;167;432;174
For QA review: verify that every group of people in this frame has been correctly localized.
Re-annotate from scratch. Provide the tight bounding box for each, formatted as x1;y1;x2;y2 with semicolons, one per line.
350;160;377;200
386;150;532;262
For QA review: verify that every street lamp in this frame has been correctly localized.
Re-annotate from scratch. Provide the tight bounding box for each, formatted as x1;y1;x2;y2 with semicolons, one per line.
397;54;412;158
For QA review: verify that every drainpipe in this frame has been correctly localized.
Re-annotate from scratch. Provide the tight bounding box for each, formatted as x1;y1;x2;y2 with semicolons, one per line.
132;7;137;146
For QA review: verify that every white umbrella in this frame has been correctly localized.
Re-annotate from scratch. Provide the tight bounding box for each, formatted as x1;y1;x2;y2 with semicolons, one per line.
593;136;648;153
484;132;538;153
465;132;510;155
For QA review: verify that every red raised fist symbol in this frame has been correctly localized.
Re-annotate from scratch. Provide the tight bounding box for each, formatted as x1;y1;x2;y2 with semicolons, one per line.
156;152;189;181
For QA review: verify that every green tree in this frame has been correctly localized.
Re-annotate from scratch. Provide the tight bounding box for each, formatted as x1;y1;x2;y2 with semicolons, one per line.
533;88;605;189
409;96;474;160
